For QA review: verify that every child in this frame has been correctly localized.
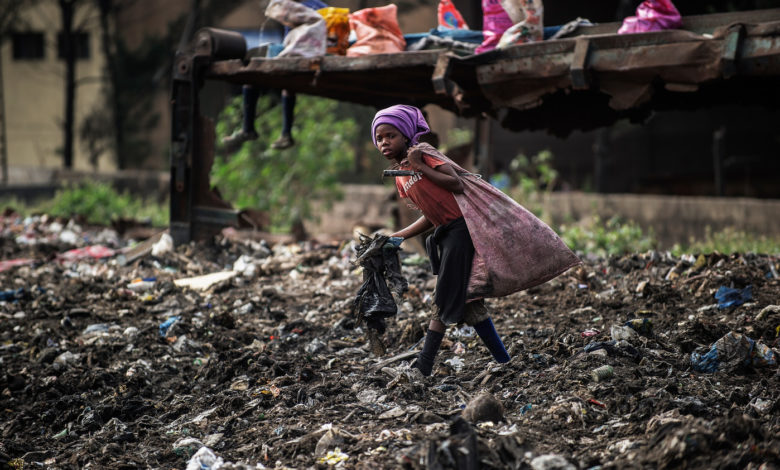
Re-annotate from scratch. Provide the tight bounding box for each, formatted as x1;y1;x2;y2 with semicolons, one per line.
372;105;579;376
222;0;328;151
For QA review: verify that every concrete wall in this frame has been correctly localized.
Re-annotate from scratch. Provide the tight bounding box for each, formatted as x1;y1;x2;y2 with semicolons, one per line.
2;1;114;175
542;192;780;248
309;186;780;249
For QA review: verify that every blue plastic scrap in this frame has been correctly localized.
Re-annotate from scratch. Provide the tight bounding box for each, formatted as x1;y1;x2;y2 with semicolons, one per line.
690;346;720;373
159;316;181;337
714;285;752;309
0;288;24;301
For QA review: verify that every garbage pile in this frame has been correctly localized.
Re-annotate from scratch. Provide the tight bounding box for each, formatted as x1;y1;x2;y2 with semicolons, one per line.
1;213;778;469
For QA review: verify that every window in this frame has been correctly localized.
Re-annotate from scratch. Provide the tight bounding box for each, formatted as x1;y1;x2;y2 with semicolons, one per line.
12;32;45;60
57;32;90;60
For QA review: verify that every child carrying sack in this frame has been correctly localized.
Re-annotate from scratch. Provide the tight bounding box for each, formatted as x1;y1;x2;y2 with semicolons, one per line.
347;4;406;57
265;0;326;58
412;143;580;298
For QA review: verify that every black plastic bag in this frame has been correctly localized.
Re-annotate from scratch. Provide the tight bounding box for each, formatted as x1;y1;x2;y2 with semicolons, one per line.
352;234;408;333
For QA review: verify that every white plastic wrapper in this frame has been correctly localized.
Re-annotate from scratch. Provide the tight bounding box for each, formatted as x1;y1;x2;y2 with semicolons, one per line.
265;0;326;58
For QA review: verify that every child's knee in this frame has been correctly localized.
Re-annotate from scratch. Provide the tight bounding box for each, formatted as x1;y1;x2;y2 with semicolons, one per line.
464;300;489;326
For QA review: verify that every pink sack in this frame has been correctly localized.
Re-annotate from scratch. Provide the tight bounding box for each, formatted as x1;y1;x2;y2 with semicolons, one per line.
347;4;406;57
476;0;514;54
618;0;682;34
414;143;581;298
58;245;116;263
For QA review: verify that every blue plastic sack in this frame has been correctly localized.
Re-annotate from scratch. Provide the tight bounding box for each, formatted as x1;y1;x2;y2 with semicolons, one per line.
714;285;752;309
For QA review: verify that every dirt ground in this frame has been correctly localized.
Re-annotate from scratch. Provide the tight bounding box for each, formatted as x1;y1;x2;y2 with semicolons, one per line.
1;215;778;470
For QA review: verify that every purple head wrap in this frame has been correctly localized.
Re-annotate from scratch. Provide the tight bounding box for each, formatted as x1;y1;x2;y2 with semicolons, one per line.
371;105;430;148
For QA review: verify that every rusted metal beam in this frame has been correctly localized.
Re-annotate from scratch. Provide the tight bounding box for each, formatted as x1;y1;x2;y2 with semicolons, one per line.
169;28;246;244
570;37;591;90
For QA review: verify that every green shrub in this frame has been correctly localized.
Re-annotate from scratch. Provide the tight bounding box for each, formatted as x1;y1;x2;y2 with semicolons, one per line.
559;216;656;257
672;227;780;255
33;180;168;226
212;94;356;232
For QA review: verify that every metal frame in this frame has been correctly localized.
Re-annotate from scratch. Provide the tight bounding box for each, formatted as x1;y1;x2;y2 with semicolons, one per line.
170;10;780;243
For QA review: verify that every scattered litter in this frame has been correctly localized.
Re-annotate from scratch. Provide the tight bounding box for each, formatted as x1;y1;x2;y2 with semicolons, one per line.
2;220;778;469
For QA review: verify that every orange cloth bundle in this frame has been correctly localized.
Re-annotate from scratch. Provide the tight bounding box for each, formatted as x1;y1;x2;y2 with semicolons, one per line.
318;7;350;55
347;4;406;57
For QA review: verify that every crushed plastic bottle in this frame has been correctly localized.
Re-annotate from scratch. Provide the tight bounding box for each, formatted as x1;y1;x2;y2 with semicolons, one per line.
591;365;614;382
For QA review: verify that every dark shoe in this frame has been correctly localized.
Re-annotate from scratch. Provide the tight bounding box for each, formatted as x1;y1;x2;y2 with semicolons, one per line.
221;129;258;153
271;134;294;150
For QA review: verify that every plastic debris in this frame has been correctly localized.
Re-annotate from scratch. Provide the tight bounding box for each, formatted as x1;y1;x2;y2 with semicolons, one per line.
352;233;408;334
591;365;614;382
531;454;576;470
58;245;115;263
316;447;349;466
714;285;752;309
159;316;181;337
186;446;224;470
174;271;238;290
3;218;780;469
625;318;653;334
151;233;174;257
691;331;777;373
0;258;34;272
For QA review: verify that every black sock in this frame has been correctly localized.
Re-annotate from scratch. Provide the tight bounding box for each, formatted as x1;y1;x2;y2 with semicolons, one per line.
415;329;444;376
242;86;259;133
473;318;510;363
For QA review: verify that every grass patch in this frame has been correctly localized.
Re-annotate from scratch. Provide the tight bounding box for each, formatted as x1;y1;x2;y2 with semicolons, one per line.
672;227;780;256
2;180;168;227
558;216;657;257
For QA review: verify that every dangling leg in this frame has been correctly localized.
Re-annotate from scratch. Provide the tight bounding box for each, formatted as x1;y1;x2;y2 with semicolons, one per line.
414;318;446;376
222;85;259;148
271;89;296;149
241;85;260;136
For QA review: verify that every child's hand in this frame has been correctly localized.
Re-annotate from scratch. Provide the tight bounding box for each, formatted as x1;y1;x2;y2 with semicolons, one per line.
407;148;424;170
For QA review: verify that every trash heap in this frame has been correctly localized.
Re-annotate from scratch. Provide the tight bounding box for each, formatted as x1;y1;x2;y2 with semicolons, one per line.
1;213;778;469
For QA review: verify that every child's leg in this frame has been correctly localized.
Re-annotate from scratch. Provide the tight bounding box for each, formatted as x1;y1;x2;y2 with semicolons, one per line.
414;218;472;376
242;85;260;134
222;85;260;147
465;301;510;363
271;90;296;149
415;318;446;376
281;90;296;137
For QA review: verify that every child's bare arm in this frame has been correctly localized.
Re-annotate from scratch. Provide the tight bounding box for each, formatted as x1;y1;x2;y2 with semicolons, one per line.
391;216;433;239
407;148;464;194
